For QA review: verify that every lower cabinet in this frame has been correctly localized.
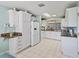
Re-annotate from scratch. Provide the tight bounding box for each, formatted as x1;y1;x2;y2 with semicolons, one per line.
44;31;61;40
50;32;61;40
61;37;78;57
9;36;28;57
41;31;45;39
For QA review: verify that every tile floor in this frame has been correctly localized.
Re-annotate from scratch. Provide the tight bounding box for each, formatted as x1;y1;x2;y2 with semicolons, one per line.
17;39;64;58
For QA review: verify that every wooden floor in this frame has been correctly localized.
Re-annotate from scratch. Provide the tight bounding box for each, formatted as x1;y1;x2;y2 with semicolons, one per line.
17;39;64;58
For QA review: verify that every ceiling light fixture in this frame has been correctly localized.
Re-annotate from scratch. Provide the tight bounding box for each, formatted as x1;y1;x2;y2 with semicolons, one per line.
52;15;56;17
43;13;51;17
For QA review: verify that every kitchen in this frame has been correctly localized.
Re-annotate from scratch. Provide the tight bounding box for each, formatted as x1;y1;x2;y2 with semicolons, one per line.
0;1;79;58
41;18;62;40
41;7;78;57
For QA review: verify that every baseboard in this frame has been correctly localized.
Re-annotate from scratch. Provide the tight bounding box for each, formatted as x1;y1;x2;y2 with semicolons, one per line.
16;45;31;54
43;37;61;41
31;42;40;47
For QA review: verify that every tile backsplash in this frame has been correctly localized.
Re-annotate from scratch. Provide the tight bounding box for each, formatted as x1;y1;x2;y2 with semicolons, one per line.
46;23;61;30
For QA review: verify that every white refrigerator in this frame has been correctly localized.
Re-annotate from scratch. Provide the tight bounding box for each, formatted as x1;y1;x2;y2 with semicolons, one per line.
31;21;40;46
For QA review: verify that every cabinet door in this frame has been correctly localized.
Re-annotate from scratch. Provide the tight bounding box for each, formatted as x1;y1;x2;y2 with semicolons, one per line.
23;22;31;47
8;10;15;27
61;37;78;57
66;7;77;27
45;31;48;38
41;31;45;39
50;32;56;39
16;37;24;52
22;13;31;48
49;32;61;40
78;8;79;54
45;31;51;38
25;13;31;46
8;10;19;27
55;32;61;40
14;12;19;32
47;32;52;38
61;19;68;27
9;38;17;57
64;10;69;27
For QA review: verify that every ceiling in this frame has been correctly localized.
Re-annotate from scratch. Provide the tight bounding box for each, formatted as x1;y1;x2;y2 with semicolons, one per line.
0;1;77;18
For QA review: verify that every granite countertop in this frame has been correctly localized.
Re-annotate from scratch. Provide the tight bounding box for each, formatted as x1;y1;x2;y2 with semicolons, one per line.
61;35;77;38
41;30;61;32
61;33;77;38
0;32;22;39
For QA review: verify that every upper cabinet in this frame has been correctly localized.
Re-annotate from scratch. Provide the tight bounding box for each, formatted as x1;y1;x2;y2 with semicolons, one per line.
65;7;78;27
61;18;68;27
8;9;15;27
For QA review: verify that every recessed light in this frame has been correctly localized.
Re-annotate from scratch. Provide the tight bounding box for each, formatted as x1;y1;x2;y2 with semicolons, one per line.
43;13;51;17
52;15;56;17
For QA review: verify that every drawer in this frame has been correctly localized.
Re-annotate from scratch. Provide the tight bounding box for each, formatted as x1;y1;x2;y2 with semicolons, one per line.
17;45;23;49
17;38;22;41
17;40;22;43
17;43;22;46
17;38;23;43
17;43;23;48
16;46;23;53
17;42;23;46
23;42;28;47
18;36;22;39
17;36;22;40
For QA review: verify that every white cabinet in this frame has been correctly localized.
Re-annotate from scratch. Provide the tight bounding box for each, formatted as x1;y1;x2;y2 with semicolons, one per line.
61;19;68;27
9;37;23;57
9;36;30;57
78;7;79;33
17;11;31;49
45;31;50;38
61;37;78;57
8;9;14;27
22;12;31;47
65;7;77;27
8;10;17;27
41;31;45;39
45;31;61;40
16;37;24;51
50;32;61;40
78;7;79;56
8;10;32;57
